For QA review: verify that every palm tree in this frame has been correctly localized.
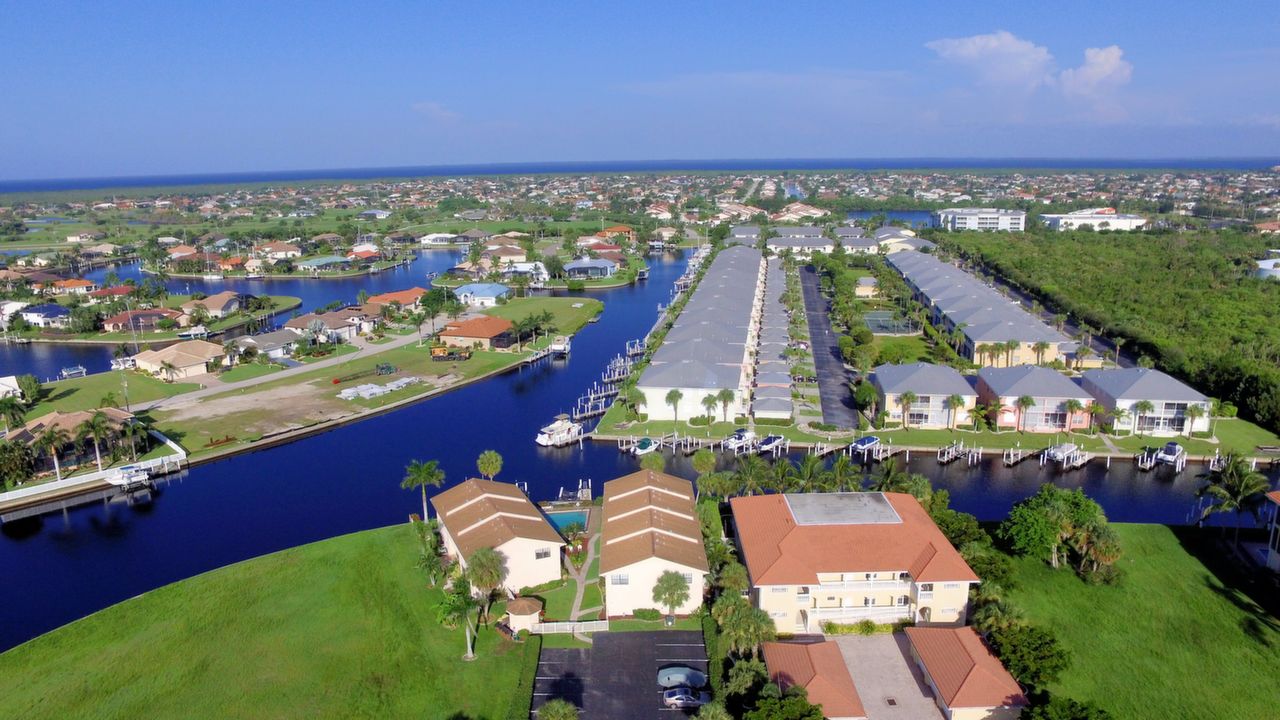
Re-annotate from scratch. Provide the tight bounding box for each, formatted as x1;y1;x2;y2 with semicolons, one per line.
1014;395;1036;433
1088;404;1110;433
1112;337;1126;364
35;426;70;481
827;454;856;492
716;388;736;423
1032;340;1050;365
717;600;775;658
967;403;988;431
1131;400;1155;436
734;455;768;496
159;360;178;383
1063;399;1085;432
898;391;917;430
946;393;965;430
868;457;911;492
402;459;445;520
700;394;718;426
467;546;508;622
120;420;145;461
476;450;503;481
1004;341;1020;367
436;577;480;661
76;410;113;472
665;389;684;424
1074;344;1093;370
0;395;24;435
1183;404;1205;439
1197;453;1269;547
793;454;825;491
652;570;691;618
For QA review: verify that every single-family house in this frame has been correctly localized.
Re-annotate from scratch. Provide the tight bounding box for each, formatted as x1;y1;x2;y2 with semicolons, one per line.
50;278;98;295
761;641;867;720
731;492;979;632
438;316;513;350
102;308;183;332
482;245;527;265
296;255;351;272
358;209;392;220
0;375;21;400
0;300;27;329
167;244;199;261
600;470;708;618
312;232;343;245
419;232;458;246
904;626;1028;720
564;258;617;279
65;230;106;243
8;408;135;471
431;478;565;593
597;224;635;243
181;291;240;319
132;339;225;380
257;241;302;260
233;329;300;360
19;303;71;329
366;287;427;308
501;261;549;284
872;363;977;429
284;307;374;343
87;285;134;304
453;283;511;308
976;365;1094;432
1080;367;1211;436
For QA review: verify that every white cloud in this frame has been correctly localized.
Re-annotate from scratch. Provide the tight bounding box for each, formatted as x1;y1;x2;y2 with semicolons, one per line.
411;101;460;124
925;30;1054;90
1060;46;1133;99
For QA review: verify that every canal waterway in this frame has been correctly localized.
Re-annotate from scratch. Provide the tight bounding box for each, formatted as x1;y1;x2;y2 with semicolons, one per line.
846;209;934;228
0;249;1274;652
0;248;465;379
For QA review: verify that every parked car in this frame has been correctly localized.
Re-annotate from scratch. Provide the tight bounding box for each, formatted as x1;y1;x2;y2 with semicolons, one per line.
662;687;711;709
657;666;708;689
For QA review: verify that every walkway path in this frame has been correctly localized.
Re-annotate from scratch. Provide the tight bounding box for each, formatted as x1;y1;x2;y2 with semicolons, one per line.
799;265;859;428
565;509;603;643
135;312;458;411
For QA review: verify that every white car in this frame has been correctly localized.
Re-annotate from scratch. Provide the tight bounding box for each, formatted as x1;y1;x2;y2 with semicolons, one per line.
662;687;711;709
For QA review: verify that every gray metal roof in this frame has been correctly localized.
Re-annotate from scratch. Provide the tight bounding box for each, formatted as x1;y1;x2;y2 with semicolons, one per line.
1080;368;1207;403
977;365;1090;399
772;226;824;238
834;227;866;238
872;362;975;397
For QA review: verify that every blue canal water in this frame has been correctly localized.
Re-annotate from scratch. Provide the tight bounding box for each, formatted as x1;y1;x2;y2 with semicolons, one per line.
846;209;935;228
0;249;1274;652
0;248;465;379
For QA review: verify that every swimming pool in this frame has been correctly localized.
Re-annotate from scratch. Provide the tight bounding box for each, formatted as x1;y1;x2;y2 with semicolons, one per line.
546;509;588;533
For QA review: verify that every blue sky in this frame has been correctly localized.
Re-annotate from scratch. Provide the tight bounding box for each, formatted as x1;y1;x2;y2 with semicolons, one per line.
3;1;1279;179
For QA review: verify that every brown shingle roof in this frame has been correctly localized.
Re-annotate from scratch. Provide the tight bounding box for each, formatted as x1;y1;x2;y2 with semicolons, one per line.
762;641;866;719
430;479;563;560
730;492;978;585
599;470;708;574
904;626;1027;710
439;315;513;340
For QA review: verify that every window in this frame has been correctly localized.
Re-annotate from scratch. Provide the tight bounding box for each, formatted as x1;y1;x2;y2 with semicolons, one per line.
771;586;790;593
864;573;873;581
535;548;551;560
863;597;876;606
943;582;964;589
771;611;788;619
897;595;909;606
682;573;694;584
919;583;934;592
611;574;629;586
898;572;910;581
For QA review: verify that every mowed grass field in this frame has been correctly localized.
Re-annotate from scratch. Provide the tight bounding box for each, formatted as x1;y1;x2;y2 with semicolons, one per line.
1007;524;1280;720
0;524;536;720
27;371;199;418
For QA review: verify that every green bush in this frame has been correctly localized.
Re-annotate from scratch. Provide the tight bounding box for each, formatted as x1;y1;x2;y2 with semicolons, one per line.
855;619;877;636
633;608;662;621
507;634;543;719
753;417;794;427
702;613;725;695
566;280;586;291
810;421;838;432
689;416;712;427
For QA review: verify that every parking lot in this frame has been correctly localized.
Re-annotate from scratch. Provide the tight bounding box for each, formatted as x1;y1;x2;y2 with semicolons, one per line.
799;265;859;428
532;631;708;719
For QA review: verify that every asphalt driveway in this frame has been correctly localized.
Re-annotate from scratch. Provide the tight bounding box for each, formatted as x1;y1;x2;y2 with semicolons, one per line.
799;265;859;428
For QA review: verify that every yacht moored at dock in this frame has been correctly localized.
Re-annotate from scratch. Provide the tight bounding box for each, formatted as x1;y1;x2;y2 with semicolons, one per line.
535;414;584;447
722;428;756;451
550;336;571;356
1156;441;1186;465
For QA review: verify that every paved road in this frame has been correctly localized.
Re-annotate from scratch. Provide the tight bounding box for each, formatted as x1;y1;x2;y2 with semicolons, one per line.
799;265;859;429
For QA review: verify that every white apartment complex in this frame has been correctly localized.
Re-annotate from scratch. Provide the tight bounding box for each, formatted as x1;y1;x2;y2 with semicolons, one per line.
934;208;1027;232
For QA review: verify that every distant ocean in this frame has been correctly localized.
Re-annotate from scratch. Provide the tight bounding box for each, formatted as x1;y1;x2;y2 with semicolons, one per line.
2;157;1277;194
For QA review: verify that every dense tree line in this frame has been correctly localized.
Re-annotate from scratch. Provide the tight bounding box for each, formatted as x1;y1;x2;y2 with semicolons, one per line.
940;231;1280;434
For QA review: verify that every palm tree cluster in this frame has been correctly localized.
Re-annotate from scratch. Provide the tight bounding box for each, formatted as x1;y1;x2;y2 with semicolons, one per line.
510;310;557;351
1196;453;1270;547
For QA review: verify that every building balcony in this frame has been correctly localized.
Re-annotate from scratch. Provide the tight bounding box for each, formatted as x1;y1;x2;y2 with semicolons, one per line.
815;579;912;592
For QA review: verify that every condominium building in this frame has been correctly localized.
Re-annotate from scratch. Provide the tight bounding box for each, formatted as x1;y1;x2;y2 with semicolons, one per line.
934;208;1027;232
1080;367;1211;436
976;365;1094;432
872;362;977;430
1040;207;1147;231
600;470;708;617
731;492;979;633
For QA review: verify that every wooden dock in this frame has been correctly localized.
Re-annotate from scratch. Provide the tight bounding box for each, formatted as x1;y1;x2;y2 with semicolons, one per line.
937;441;965;464
1002;446;1031;466
0;453;186;523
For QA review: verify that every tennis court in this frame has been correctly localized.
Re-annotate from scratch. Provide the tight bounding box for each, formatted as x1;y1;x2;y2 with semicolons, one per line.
864;310;918;335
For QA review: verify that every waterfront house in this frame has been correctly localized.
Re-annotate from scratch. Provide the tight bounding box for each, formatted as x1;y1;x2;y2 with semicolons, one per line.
761;641;866;720
933;208;1027;232
419;232;458;246
358;209;392;220
438;316;513;350
366;287;427;309
600;470;708;618
564;258;617;279
0;300;27;329
167;244;198;261
133;339;225;380
904;626;1028;720
18;303;71;329
296;256;352;272
284;307;374;343
431;478;564;593
102;308;183;333
86;285;134;304
597;224;635;243
458;228;491;243
976;365;1093;432
233;329;299;360
311;232;343;245
1080;367;1210;436
50;278;98;296
871;362;977;429
218;256;245;272
731;492;979;632
453;282;511;308
8;407;135;472
83;242;120;257
481;245;527;265
181;291;240;319
65;230;106;243
500;261;550;284
257;241;302;260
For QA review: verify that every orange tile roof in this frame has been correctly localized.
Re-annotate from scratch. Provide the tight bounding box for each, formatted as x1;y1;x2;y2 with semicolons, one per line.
762;641;866;719
1268;490;1280;506
904;626;1027;710
54;278;94;288
600;470;708;574
730;492;978;585
438;315;513;340
367;287;427;306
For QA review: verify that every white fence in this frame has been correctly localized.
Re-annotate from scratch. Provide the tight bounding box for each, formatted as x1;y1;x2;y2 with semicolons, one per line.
531;620;609;635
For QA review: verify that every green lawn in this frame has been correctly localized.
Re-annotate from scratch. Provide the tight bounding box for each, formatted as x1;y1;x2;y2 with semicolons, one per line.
297;343;360;363
217;363;284;383
484;296;604;331
537;579;578;621
609;617;703;632
28;371;199;418
1007;524;1280;720
579;583;602;615
0;524;535;720
871;334;929;363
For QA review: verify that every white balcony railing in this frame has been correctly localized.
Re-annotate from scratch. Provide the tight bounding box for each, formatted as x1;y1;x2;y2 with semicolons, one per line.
815;579;912;592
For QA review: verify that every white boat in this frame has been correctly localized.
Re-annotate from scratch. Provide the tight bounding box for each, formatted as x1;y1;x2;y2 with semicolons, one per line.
630;437;658;455
177;324;209;339
202;273;224;280
59;365;87;379
110;357;137;370
758;435;786;454
722;428;756;451
550;336;572;356
106;466;151;489
244;272;264;279
536;414;583;447
1156;442;1185;464
1045;443;1077;462
850;435;880;452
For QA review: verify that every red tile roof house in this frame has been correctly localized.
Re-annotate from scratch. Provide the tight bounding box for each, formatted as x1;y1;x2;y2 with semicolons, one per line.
904;626;1028;720
346;249;381;262
50;278;99;295
87;285;134;304
256;241;302;260
762;641;867;720
438;316;513;351
366;287;428;308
